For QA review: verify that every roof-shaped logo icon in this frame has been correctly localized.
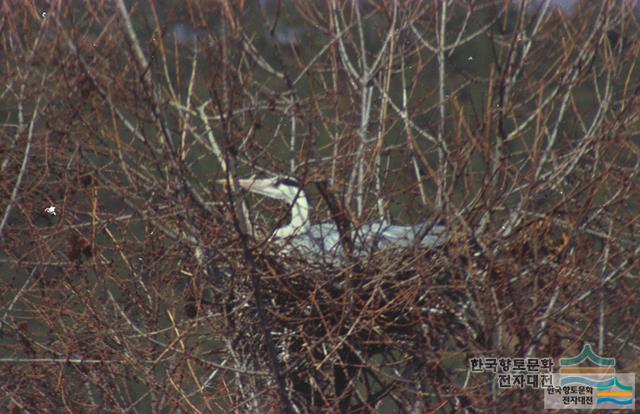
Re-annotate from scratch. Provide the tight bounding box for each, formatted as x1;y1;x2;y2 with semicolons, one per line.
559;344;616;375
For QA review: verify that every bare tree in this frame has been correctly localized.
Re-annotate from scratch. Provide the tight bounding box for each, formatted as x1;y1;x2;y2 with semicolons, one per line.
1;0;638;412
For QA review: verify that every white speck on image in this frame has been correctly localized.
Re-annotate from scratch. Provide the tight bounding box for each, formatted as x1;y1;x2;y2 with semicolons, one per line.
44;206;57;216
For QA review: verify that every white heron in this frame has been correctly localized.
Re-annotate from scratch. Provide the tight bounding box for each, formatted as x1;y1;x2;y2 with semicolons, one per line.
229;175;447;262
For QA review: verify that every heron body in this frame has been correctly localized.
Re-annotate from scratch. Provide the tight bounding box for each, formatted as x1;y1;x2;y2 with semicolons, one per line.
234;176;447;262
279;221;447;263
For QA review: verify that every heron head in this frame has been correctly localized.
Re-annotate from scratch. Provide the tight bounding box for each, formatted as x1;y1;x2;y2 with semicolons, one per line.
235;175;302;203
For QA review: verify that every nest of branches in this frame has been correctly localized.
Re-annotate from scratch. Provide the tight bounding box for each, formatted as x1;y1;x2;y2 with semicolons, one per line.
180;213;581;412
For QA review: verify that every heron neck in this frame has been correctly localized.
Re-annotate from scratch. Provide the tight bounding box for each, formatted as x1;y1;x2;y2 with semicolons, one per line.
274;192;310;238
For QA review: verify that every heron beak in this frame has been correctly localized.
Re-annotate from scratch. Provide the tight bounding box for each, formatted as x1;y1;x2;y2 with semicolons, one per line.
237;178;273;193
216;177;270;193
236;178;256;190
215;178;255;188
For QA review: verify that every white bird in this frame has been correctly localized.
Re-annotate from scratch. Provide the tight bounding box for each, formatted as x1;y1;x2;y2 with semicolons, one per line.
43;206;57;216
231;175;447;263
